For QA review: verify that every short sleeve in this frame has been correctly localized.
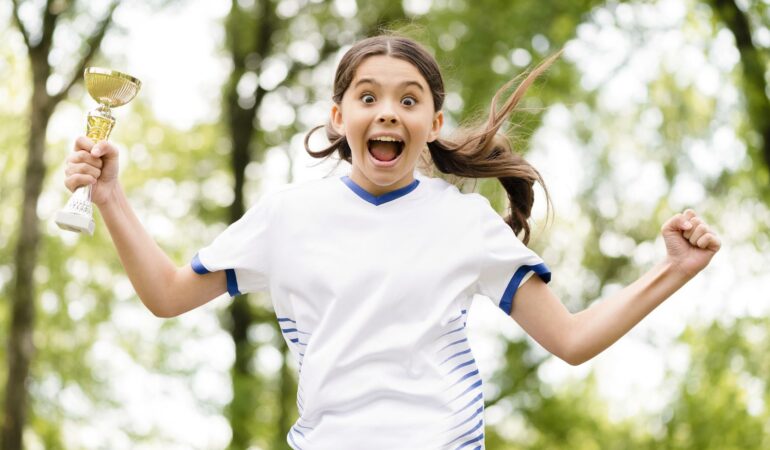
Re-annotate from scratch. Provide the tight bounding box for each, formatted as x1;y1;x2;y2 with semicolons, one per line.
190;193;277;297
474;196;551;315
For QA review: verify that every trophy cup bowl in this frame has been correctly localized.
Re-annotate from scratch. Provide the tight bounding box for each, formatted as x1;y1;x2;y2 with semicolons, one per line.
85;67;141;108
55;68;141;235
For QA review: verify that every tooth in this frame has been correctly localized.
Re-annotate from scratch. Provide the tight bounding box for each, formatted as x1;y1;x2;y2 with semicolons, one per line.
372;136;402;142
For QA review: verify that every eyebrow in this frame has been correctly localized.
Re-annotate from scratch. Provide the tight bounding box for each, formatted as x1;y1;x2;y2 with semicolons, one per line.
353;78;425;92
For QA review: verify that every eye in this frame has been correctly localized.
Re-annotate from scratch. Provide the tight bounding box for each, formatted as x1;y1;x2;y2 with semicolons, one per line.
401;96;417;107
361;94;376;104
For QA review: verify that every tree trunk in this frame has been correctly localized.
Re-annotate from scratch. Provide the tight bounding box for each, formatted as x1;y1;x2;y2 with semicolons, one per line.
709;0;770;172
223;0;275;447
2;71;50;450
271;343;295;450
3;2;116;447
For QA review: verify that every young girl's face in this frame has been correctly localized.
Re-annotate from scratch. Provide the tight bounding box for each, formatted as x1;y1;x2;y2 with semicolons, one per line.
331;55;443;196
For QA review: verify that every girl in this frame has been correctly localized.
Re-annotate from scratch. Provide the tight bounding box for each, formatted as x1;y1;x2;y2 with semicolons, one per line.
64;35;721;449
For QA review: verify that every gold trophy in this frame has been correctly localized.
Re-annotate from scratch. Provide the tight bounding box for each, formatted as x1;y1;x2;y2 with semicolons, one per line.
55;67;141;235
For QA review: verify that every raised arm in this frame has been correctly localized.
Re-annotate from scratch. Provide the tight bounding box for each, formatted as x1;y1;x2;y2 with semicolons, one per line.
64;137;227;317
510;210;721;365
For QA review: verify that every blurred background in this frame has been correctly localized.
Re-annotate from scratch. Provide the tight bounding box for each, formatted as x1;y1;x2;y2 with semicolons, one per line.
2;0;769;448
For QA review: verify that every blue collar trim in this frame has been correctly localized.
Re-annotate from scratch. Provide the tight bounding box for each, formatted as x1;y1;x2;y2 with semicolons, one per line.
340;176;420;206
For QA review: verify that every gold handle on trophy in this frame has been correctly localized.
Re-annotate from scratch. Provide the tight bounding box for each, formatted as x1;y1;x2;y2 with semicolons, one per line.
55;68;141;235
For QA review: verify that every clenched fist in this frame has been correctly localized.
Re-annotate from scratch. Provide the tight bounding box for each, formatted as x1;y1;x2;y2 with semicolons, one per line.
661;209;721;278
64;136;120;207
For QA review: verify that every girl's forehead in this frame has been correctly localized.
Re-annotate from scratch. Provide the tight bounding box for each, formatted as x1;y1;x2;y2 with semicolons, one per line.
350;55;429;89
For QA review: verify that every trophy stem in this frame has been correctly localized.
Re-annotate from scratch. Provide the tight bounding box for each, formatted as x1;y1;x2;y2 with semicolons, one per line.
55;108;115;235
86;106;116;142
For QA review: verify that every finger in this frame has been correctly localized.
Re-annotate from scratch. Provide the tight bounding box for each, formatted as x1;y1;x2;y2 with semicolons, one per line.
74;136;95;152
67;150;103;169
688;223;710;246
64;174;97;192
683;209;697;220
697;233;722;252
65;162;102;180
682;216;703;241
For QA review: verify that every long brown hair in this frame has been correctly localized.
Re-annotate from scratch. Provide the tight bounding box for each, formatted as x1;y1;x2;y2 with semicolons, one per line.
305;35;559;244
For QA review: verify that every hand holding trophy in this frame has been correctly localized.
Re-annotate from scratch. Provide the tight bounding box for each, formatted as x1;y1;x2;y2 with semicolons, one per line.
55;68;141;235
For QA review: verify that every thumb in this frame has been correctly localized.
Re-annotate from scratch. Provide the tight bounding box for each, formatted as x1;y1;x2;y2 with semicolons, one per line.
661;212;692;235
91;141;119;159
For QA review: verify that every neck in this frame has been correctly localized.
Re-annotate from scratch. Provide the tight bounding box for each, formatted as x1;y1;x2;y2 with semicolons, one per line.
349;170;416;197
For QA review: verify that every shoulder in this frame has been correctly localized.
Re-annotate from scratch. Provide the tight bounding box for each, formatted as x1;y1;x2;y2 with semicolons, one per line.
255;176;340;204
415;172;464;201
242;176;344;221
416;172;494;213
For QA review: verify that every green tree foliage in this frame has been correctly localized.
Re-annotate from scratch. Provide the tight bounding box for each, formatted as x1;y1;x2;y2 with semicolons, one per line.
3;1;119;448
2;0;769;448
2;6;229;446
475;1;769;448
662;318;770;449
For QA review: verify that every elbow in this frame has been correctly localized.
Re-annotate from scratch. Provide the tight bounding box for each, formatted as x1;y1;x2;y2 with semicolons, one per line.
550;318;594;366
141;295;179;319
559;352;589;366
554;340;592;366
150;306;178;319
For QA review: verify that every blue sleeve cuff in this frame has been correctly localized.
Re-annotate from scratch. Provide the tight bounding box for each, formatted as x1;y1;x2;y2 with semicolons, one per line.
191;253;242;297
225;269;241;297
499;263;551;315
191;253;210;274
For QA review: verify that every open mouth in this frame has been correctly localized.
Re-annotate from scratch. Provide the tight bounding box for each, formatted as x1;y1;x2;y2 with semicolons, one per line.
367;136;405;163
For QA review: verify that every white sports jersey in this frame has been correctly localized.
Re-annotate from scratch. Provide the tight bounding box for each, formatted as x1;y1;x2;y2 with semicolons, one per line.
192;172;551;450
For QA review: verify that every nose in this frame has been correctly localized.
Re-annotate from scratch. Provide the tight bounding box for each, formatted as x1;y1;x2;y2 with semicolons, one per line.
376;108;399;125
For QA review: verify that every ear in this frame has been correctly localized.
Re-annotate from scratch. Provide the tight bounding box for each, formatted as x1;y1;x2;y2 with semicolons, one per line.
427;110;444;143
330;103;345;135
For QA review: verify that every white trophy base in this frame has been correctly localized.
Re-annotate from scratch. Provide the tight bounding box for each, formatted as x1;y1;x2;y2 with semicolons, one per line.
55;211;95;235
